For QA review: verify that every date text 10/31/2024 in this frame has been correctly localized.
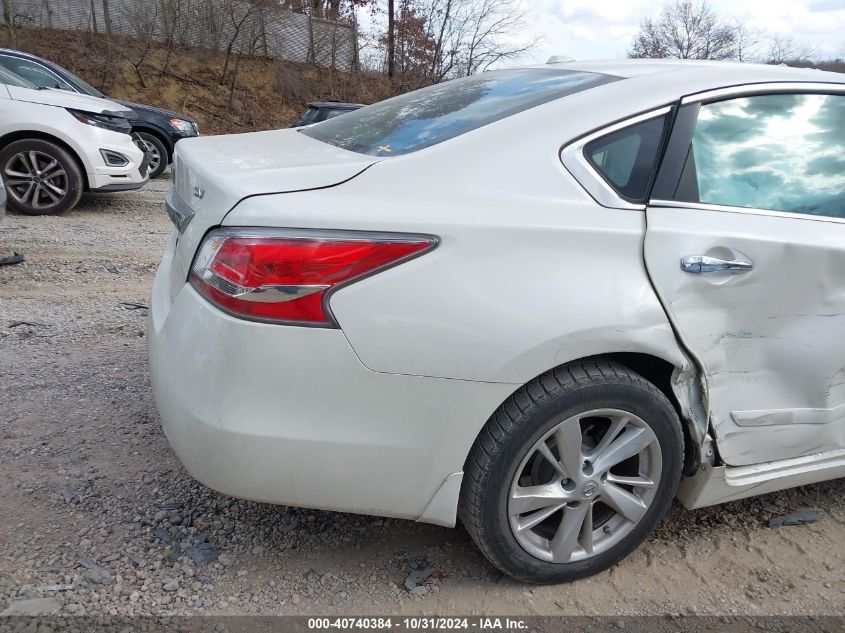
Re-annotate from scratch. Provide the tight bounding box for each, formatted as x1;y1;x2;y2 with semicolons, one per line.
307;617;529;630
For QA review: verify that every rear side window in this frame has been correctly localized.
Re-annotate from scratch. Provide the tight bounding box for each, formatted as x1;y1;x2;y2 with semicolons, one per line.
675;93;845;218
301;69;620;156
585;115;668;202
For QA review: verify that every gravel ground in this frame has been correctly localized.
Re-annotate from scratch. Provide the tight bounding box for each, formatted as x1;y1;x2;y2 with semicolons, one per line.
1;178;845;618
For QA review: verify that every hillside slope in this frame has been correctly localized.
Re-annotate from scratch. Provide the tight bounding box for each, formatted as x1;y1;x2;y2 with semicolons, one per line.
2;27;398;134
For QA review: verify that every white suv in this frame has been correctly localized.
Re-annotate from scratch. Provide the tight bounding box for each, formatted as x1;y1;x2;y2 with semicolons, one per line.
149;60;845;583
0;66;148;215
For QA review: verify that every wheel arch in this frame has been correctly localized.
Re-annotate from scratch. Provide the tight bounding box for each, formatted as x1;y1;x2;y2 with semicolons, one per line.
494;352;707;476
0;130;89;190
417;351;708;527
130;125;173;163
602;352;706;475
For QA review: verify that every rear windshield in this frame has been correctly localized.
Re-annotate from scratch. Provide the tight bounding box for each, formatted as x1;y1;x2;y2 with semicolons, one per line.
300;68;619;156
298;106;321;125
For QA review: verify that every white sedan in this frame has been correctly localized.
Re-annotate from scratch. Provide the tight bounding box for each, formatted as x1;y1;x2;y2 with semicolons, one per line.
149;59;845;583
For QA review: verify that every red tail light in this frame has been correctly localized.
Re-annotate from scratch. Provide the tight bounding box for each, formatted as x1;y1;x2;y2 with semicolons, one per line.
189;228;437;326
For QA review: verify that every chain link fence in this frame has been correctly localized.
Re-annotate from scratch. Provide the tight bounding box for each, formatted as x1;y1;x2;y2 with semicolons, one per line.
1;0;357;70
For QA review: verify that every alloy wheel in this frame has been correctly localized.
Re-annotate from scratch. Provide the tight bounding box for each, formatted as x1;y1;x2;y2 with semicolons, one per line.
134;135;160;174
146;144;161;174
4;150;68;210
508;409;662;564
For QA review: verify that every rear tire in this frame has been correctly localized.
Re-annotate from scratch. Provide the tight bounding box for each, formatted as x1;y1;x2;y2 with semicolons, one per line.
0;139;83;216
459;358;683;584
135;131;168;179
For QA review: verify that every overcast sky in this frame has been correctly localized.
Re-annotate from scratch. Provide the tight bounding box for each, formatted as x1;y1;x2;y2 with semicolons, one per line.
522;0;845;63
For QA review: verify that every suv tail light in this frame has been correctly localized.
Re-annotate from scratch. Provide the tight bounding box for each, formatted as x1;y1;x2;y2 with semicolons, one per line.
189;228;437;326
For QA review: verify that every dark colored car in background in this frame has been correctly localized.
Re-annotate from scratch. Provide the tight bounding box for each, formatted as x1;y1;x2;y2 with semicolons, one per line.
0;48;198;179
291;101;364;127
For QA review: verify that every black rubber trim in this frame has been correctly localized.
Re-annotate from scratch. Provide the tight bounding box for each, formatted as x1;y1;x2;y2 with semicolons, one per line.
651;103;700;201
90;182;146;193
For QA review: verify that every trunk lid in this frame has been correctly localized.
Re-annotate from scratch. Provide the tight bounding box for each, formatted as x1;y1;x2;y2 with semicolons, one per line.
168;128;378;296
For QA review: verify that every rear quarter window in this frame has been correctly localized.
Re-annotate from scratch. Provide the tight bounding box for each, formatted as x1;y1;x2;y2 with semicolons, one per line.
301;68;620;157
584;115;668;202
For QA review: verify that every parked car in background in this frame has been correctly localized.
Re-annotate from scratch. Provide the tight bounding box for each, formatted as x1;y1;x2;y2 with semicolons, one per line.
0;48;197;179
149;59;845;584
0;66;148;215
291;101;364;127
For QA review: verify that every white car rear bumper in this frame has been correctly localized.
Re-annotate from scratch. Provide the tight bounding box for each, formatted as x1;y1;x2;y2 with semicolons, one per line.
147;235;516;524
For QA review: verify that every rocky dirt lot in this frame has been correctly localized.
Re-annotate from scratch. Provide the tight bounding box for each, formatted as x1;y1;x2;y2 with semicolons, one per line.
1;178;845;619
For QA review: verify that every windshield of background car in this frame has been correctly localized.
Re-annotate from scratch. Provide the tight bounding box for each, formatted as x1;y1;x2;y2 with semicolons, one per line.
45;61;105;97
0;65;37;89
300;68;620;156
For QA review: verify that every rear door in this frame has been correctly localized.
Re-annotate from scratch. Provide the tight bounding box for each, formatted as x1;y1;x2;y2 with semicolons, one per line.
644;84;845;466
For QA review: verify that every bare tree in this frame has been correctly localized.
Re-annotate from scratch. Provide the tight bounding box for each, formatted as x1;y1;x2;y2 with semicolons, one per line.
220;0;267;83
629;0;737;60
282;0;371;19
767;34;816;65
89;0;99;32
2;0;21;46
327;0;341;19
102;0;112;36
159;0;189;72
387;0;395;77
732;20;762;62
122;0;160;88
428;0;452;77
458;0;536;76
410;0;536;81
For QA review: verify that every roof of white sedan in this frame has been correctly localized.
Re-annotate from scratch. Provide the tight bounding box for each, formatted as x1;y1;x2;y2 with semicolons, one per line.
538;58;845;86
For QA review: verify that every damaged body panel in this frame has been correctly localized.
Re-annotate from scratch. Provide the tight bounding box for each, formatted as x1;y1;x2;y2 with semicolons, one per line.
646;205;845;466
670;364;710;473
678;448;845;509
645;84;845;468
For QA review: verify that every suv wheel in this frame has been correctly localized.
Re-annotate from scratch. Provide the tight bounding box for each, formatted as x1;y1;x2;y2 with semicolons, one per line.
135;132;167;179
0;139;83;215
459;359;683;584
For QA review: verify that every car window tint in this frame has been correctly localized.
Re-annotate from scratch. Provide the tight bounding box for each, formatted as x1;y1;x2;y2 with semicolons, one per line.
676;93;845;218
299;106;321;125
0;57;65;89
301;68;620;156
323;109;348;120
585;115;667;202
0;64;37;89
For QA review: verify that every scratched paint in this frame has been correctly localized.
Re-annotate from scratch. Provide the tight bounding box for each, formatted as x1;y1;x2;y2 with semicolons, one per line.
645;205;845;466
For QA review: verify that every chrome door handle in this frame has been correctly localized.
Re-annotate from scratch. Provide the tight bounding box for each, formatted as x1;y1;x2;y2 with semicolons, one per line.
681;255;753;274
